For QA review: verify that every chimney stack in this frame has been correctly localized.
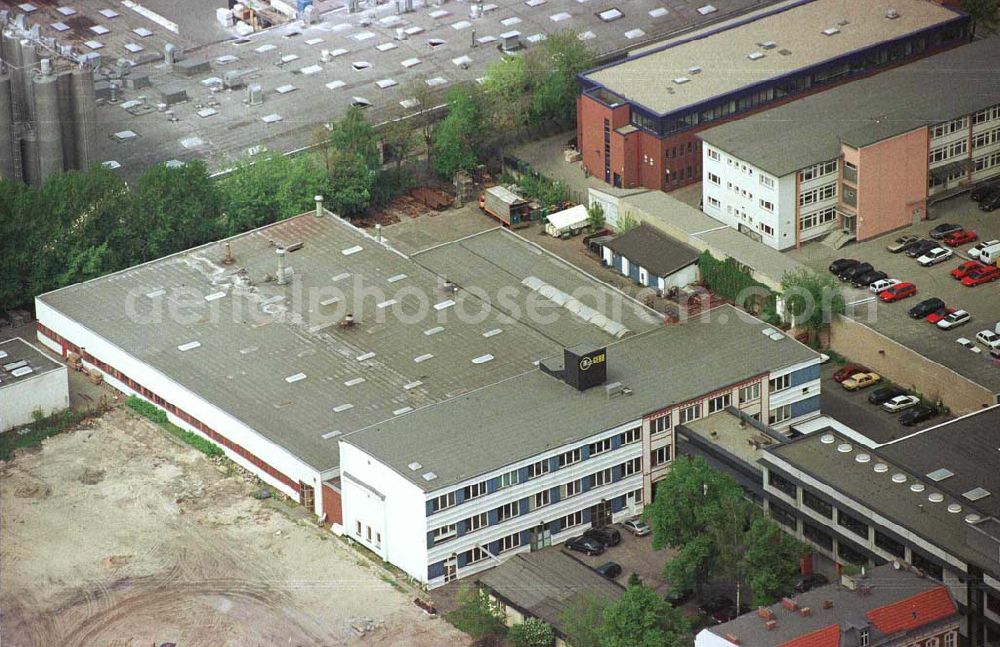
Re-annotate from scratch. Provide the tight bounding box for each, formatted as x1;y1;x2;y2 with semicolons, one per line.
315;194;324;218
223;241;235;265
375;223;382;243
276;248;287;285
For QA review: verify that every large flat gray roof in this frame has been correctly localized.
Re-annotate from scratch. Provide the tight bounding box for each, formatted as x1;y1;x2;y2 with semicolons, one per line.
582;0;961;116
343;303;818;491
0;337;64;389
38;214;657;472
699;37;1000;177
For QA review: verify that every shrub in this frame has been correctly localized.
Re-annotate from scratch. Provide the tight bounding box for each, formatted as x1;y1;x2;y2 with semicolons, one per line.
0;408;87;461
125;395;222;457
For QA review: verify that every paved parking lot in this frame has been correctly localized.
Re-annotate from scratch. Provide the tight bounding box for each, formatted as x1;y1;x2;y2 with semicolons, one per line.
789;193;1000;397
818;363;950;445
564;522;673;595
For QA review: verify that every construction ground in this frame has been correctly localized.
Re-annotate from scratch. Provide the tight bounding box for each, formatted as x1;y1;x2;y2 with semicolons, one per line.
0;407;468;647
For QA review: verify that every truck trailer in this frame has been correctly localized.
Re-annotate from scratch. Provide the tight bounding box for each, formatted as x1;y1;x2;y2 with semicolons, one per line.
479;186;536;229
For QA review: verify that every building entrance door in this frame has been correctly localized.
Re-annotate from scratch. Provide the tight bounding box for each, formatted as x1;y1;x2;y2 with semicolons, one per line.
444;557;457;583
591;501;611;527
530;524;551;551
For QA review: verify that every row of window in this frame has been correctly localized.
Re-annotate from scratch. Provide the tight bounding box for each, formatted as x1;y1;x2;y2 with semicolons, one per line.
974;104;1000;126
801;207;838;232
799;182;837;207
930;139;967;165
799;160;838;183
973;126;1000;150
931;116;968;140
976;150;1000;173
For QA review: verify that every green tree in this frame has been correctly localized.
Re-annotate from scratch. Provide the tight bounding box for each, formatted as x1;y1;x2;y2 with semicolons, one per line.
483;55;531;130
742;516;809;606
326;149;376;218
560;592;609;647
432;87;485;178
615;211;639;233
781;268;845;334
130;161;222;259
326;105;380;169
600;584;691;647
447;584;507;640
587;202;606;232
963;0;996;35
529;32;595;124
507;618;553;647
220;152;331;233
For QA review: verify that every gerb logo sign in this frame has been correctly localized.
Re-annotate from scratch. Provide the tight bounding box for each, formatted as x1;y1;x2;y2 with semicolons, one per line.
579;353;606;371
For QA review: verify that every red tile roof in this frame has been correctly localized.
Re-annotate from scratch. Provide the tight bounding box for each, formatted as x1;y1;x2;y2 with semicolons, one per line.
865;586;957;635
779;624;840;647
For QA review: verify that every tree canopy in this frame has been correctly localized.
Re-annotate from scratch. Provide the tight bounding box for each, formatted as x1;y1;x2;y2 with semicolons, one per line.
600;583;692;647
432;87;486;178
781;268;845;332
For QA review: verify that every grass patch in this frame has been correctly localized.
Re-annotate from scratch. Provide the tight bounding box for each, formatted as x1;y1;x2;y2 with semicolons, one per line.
0;408;87;461
125;395;223;457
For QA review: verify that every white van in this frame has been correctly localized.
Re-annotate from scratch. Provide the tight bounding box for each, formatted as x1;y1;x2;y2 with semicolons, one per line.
979;242;1000;265
969;239;1000;259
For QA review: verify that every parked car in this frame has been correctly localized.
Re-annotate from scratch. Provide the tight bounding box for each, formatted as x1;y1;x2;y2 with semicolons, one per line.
900;405;936;426
833;363;870;382
908;297;945;318
829;258;859;274
853;270;887;288
594;562;622;580
870;278;901;293
957;337;980;353
882;395;921;413
926;307;957;325
879;282;917;302
794;573;829;593
842;372;881;391
622;518;651;537
929;223;963;239
905;240;937;258
961;265;1000;287
969;239;1000;260
886;235;919;253
565;535;605;556
976;330;1000;349
971;181;999;201
917;247;953;267
665;587;694;608
868;386;906;405
937;310;971;330
951;261;985;280
981;191;1000;212
943;230;978;247
711;604;752;625
698;596;734;617
839;262;874;282
584;526;622;547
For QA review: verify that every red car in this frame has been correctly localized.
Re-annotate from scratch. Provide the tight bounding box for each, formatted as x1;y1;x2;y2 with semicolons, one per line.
833;364;870;383
961;265;1000;286
879;282;917;302
942;230;978;247
926;307;957;324
951;261;985;280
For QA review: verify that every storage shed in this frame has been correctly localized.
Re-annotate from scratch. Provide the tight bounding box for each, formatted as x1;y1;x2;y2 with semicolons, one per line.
0;337;70;432
544;205;589;238
602;224;700;292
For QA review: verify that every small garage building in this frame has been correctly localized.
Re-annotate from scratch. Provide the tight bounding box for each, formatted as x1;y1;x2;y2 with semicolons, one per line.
602;224;700;293
0;337;70;432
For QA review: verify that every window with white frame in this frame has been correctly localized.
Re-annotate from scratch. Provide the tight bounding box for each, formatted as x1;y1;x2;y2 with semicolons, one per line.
708;148;721;161
769;404;792;425
531;489;550;510
800;207;837;231
973;126;1000;149
944;630;957;647
929;139;967;164
528;459;550;479
707;172;721;185
620;457;642;477
561;510;583;529
859;628;869;647
562;479;582;499
679;403;701;424
651;445;671;467
497;469;519;490
926;637;939;647
976;151;1000;172
590;468;612;488
464;480;488;501
707;196;721;209
651;414;671;434
759;223;774;236
759;199;774;212
496;501;520;522
931;116;968;138
769;373;791;393
466;512;488;533
739;382;761;403
430;491;456;513
973;104;1000;125
619;426;641;445
708;393;731;414
588;437;613;457
799;183;837;207
799;160;837;182
432;524;457;544
498;532;521;553
759;174;775;189
464;546;488;564
559;447;582;468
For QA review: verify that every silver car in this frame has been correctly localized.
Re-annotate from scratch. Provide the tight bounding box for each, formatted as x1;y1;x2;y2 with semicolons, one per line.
622;518;651;536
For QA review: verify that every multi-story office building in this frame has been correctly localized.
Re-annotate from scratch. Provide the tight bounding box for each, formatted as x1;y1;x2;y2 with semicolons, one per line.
576;0;968;193
340;309;821;587
699;37;1000;249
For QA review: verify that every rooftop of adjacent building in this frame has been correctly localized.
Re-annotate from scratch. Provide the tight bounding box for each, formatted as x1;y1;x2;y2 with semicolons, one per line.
342;302;818;491
581;0;961;117
36;208;661;472
705;563;959;647
603;223;699;278
698;35;1000;177
0;337;64;389
763;406;1000;576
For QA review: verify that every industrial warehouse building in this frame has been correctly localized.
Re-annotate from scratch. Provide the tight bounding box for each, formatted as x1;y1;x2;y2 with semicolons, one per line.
576;0;968;193
36;206;821;586
698;37;1000;249
0;337;69;432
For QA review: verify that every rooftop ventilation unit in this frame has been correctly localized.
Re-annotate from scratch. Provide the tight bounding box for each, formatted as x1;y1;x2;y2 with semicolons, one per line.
885;8;899;19
759;41;776;50
688;66;702;75
822;27;840;36
673;76;690;85
747;52;764;61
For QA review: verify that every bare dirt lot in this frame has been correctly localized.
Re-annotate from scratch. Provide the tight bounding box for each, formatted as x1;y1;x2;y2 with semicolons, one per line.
0;409;468;647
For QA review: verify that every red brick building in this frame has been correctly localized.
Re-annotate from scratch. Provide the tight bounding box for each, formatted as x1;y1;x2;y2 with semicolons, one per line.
576;0;969;193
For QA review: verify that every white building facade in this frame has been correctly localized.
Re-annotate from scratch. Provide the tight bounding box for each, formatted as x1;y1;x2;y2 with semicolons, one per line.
702;144;839;251
0;338;70;432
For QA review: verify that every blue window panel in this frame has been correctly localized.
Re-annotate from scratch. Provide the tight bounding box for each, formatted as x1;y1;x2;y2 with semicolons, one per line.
426;531;435;549
611;433;622;451
549;456;560;473
487;478;498;495
581;508;592;524
611;465;622;483
629;262;641;284
487;509;499;526
457;519;467;537
455;488;466;505
427;560;444;580
611;495;626;514
789;364;820;387
581;445;591;461
549;518;561;534
457;551;468;568
520;529;532;546
791;395;821;419
426;500;435;516
550;486;561;505
519;498;530;516
581;477;592;494
518;466;530;484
